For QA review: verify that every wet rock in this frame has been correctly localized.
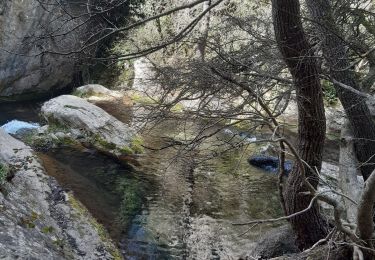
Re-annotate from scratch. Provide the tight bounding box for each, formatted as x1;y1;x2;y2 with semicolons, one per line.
248;155;293;174
41;95;141;159
251;225;299;259
0;129;120;259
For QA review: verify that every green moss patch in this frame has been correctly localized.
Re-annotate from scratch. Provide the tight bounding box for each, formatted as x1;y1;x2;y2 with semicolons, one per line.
41;226;54;234
118;136;144;156
129;136;144;154
94;135;117;150
119;146;134;155
0;163;9;186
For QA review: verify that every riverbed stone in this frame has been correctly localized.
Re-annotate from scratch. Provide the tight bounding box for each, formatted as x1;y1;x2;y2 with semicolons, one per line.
41;95;141;160
0;129;120;259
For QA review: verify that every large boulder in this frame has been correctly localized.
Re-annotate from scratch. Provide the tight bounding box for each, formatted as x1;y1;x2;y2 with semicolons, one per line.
0;129;120;259
40;95;142;159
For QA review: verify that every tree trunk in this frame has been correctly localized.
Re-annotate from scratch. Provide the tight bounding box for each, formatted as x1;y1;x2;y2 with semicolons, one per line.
272;0;329;250
305;0;375;181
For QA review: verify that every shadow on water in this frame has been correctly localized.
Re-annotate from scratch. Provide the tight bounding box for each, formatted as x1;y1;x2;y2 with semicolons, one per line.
38;148;126;241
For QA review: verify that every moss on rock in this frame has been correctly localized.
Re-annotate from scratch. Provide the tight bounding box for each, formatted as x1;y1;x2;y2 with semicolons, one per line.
129;136;144;154
0;163;8;186
94;135;117;151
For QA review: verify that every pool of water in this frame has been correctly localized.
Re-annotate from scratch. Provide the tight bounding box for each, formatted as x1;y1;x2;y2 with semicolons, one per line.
39;142;282;259
2;100;283;259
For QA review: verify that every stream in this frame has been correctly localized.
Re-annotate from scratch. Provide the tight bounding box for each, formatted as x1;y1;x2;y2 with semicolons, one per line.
0;101;283;259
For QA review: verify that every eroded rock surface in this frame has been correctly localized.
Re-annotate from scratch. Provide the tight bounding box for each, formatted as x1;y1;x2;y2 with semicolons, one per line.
0;129;120;259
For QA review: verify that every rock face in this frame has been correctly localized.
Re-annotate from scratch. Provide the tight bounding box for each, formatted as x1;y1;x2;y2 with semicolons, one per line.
41;95;140;158
0;129;120;259
0;0;86;100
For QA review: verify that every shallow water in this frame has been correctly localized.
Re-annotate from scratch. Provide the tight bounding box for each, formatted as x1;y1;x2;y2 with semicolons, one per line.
2;101;283;259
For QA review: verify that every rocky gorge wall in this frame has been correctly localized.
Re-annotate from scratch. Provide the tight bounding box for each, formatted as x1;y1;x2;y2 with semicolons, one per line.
0;0;90;101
